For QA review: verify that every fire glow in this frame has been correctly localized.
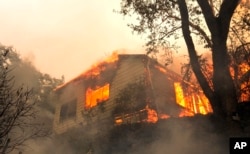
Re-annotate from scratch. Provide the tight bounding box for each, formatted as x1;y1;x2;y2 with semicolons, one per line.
85;83;110;109
174;82;213;116
114;105;161;125
84;53;119;109
83;52;118;78
81;53;213;125
145;105;158;123
54;52;119;92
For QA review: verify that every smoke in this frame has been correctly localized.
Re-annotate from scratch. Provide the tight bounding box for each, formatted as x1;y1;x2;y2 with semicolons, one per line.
127;117;228;154
8;54;40;89
14;116;229;154
4;53;57;154
8;51;229;154
18;136;73;154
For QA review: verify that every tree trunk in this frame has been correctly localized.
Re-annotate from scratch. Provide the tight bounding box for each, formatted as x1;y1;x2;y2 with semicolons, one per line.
212;39;238;119
179;0;239;119
177;0;217;116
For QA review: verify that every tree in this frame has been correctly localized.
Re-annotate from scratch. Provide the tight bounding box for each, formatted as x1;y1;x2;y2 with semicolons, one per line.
36;73;64;114
229;43;250;102
0;46;48;153
119;0;250;119
228;4;250;103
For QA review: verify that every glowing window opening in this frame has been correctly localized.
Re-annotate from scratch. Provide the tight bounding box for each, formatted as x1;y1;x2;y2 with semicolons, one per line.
85;83;110;109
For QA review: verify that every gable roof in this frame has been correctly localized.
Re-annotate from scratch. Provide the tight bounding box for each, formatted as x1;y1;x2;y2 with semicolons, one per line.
54;54;182;92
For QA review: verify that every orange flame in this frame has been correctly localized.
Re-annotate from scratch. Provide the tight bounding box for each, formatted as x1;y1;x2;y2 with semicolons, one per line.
178;109;194;117
85;83;110;109
231;62;250;102
54;52;118;91
83;53;117;109
103;52;119;63
114;118;123;125
237;63;250;76
174;82;213;116
145;105;158;123
155;65;167;74
83;52;119;78
159;114;170;119
174;82;186;108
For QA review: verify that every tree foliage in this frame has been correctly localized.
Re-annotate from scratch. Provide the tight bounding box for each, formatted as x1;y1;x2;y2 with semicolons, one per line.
230;43;250;101
0;45;59;153
119;0;250;118
114;82;146;114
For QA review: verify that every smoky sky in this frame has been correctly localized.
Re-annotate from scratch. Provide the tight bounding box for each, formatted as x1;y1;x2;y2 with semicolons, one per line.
0;0;146;81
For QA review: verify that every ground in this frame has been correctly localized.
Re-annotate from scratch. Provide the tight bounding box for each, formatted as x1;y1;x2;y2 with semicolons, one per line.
37;101;250;154
53;110;250;154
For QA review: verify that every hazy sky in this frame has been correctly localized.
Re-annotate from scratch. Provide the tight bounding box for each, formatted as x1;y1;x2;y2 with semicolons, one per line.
0;0;146;81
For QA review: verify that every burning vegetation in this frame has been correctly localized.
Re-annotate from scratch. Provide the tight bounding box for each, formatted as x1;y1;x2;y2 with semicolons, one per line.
230;43;250;102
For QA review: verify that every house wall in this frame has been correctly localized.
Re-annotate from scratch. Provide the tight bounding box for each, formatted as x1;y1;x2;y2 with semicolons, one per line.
54;55;148;134
53;79;85;134
148;61;182;116
53;54;214;134
81;55;147;124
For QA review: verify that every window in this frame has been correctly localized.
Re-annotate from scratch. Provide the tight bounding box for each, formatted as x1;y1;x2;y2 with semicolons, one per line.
60;99;77;122
85;84;109;109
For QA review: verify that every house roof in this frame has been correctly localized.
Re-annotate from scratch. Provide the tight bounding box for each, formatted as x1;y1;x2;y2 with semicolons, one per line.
54;54;183;91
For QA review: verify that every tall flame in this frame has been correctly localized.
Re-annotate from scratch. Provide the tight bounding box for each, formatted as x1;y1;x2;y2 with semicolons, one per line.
174;82;213;116
174;82;186;107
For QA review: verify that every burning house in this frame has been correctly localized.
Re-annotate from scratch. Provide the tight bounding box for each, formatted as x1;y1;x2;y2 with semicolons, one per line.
53;53;212;134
